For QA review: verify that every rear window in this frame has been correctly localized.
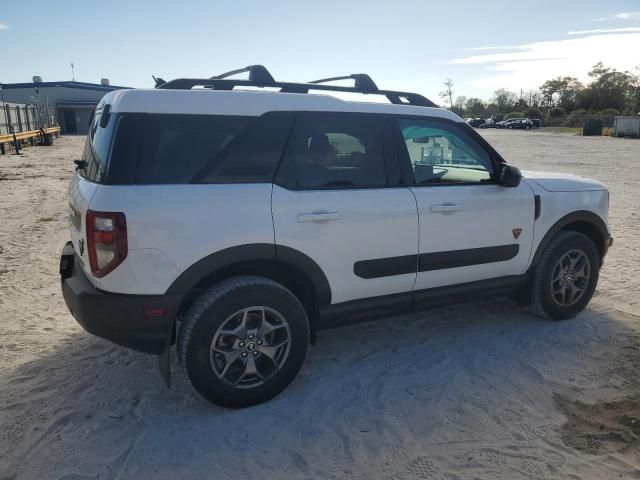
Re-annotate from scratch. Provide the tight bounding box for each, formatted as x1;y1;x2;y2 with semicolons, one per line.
80;111;116;183
98;112;293;185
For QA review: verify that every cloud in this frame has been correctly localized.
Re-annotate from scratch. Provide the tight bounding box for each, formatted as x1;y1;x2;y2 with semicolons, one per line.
0;23;9;30
568;27;640;35
615;11;640;20
449;32;640;89
465;46;526;51
594;11;640;22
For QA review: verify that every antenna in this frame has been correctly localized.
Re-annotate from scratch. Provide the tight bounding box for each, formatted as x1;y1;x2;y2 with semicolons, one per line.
152;75;167;88
71;62;75;81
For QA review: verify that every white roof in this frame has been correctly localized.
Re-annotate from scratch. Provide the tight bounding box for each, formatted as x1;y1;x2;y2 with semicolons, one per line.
102;88;463;122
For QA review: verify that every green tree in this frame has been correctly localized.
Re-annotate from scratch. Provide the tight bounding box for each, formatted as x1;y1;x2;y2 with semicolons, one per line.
577;62;631;111
464;97;486;117
504;111;525;120
524;106;542;119
566;109;589;127
625;66;640;113
549;106;565;118
491;88;517;113
524;89;543;107
594;108;620;127
452;95;467;116
540;76;583;111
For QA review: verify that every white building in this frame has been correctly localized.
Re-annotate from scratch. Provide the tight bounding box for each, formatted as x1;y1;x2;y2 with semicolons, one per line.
1;79;129;134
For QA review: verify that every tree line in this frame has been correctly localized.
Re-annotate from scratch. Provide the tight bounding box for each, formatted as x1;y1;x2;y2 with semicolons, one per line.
440;62;640;127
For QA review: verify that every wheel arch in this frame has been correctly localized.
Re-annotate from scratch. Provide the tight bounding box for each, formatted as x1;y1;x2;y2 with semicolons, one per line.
530;210;609;269
166;244;332;319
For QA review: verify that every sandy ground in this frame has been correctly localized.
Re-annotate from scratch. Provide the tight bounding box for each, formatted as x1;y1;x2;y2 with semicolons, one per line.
0;130;639;479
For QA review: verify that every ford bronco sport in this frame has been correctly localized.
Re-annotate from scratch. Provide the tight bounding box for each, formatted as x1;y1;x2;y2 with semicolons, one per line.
60;65;612;408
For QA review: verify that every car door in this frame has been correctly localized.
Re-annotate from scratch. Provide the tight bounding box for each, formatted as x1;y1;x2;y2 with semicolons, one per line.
391;116;535;293
272;112;419;305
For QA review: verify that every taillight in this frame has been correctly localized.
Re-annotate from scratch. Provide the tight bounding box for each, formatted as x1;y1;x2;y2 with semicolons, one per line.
86;210;127;277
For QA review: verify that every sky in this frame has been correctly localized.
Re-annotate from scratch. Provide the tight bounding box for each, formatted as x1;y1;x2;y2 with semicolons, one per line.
1;0;639;103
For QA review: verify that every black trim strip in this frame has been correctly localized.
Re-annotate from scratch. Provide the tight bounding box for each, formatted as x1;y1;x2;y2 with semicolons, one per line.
354;245;520;279
354;254;416;279
534;195;541;220
419;245;519;272
317;275;527;330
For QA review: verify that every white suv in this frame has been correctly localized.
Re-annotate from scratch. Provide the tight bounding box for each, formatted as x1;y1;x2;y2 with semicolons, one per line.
60;66;612;408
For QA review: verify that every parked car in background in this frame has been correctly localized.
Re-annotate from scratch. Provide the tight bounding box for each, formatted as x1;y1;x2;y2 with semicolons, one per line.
511;118;534;130
478;119;497;128
500;118;533;130
465;118;485;128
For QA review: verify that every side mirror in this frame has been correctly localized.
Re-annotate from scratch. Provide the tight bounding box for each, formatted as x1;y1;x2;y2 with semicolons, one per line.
499;164;521;187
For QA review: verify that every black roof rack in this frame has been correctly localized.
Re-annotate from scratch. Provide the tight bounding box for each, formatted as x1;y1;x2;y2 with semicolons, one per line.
309;73;378;93
210;65;275;84
157;65;437;107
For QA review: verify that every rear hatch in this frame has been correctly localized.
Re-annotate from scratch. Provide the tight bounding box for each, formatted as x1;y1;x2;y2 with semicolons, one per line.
68;102;114;274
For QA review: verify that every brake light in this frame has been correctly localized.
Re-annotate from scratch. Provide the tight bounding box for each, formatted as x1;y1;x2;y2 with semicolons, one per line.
86;210;127;277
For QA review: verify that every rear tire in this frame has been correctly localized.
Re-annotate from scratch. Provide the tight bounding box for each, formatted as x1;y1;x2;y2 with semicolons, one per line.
178;276;309;408
530;231;600;320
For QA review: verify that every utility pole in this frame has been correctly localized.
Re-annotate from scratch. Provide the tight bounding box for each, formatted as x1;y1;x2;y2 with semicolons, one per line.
71;62;75;81
33;87;41;129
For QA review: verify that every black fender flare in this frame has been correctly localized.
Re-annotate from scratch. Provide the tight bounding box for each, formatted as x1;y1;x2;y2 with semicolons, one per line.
530;210;609;268
165;243;332;306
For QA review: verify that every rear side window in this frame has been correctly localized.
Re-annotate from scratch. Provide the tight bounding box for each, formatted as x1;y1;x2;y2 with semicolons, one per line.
104;112;293;185
279;113;387;189
80;110;115;183
135;115;250;184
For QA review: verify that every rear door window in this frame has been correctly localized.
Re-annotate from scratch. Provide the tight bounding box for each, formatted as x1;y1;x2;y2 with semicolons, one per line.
279;113;388;189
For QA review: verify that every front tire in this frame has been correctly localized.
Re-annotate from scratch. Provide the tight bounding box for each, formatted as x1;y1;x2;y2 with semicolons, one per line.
178;276;309;408
530;231;600;320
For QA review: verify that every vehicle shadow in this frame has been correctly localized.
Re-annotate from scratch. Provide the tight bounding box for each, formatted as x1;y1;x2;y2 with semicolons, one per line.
1;299;638;479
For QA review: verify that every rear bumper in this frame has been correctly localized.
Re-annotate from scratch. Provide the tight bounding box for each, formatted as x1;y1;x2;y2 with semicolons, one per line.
60;242;183;354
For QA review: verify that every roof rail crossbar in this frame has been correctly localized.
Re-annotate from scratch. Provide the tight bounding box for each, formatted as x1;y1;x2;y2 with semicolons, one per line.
210;65;275;84
309;74;378;92
157;76;437;107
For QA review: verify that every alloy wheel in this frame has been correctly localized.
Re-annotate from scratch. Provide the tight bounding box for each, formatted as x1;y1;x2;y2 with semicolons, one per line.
210;306;291;389
550;249;591;307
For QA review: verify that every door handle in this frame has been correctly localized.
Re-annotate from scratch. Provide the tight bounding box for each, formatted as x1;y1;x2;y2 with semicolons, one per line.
297;211;340;223
430;203;463;214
